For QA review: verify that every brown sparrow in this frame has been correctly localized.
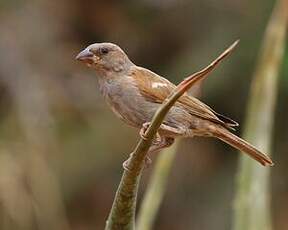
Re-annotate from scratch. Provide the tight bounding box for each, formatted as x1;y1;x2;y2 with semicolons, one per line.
76;42;273;166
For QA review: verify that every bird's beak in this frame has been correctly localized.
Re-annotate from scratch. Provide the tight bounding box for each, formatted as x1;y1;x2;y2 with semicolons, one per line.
75;49;95;64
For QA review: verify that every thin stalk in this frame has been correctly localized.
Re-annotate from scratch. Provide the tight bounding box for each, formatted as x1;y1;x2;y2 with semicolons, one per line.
233;1;287;230
136;140;179;230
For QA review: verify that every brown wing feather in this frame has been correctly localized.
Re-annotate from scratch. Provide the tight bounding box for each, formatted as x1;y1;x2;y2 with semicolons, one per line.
129;66;237;129
129;66;174;103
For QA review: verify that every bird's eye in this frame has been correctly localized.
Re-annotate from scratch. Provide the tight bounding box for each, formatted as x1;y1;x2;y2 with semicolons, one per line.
99;47;109;55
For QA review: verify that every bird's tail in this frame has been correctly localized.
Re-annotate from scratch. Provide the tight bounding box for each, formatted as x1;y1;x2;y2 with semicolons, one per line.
209;126;274;166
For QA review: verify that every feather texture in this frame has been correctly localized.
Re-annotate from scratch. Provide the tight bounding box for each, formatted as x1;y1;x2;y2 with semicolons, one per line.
129;66;238;130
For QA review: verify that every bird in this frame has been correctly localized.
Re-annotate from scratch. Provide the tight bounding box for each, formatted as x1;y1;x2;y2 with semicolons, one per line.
75;42;273;167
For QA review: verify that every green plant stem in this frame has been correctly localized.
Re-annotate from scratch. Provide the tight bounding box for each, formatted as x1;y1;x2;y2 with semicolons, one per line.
105;41;238;230
136;140;179;230
233;1;287;230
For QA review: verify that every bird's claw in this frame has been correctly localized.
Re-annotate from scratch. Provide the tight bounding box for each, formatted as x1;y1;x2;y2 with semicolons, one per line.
140;122;162;143
139;122;151;140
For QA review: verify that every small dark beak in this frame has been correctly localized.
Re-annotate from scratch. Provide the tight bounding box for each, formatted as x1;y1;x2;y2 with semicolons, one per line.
75;49;94;62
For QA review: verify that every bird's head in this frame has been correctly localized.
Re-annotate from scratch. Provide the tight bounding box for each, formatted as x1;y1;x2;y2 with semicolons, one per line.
76;43;133;75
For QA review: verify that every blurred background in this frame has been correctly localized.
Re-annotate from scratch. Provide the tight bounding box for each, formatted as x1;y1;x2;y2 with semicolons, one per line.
0;0;287;229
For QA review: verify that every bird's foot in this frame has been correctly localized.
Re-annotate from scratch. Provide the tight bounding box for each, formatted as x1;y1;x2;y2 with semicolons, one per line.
140;122;161;143
139;122;151;140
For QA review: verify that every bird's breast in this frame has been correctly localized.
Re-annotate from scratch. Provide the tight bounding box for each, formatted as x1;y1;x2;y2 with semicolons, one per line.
98;77;148;128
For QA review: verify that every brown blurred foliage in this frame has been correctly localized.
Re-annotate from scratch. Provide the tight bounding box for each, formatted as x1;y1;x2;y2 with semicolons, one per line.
0;0;287;229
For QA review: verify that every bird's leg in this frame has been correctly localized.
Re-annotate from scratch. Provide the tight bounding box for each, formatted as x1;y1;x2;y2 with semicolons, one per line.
139;122;186;140
144;136;175;168
149;136;174;154
123;122;183;171
123;136;175;171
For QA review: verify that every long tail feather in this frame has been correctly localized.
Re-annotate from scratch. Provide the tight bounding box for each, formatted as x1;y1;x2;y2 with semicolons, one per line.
210;127;273;166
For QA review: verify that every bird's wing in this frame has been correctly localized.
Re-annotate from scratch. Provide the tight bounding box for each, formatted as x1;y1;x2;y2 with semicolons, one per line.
129;66;238;129
129;66;175;103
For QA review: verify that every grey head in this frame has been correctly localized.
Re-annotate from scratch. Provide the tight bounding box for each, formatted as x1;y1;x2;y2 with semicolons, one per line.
76;42;134;76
